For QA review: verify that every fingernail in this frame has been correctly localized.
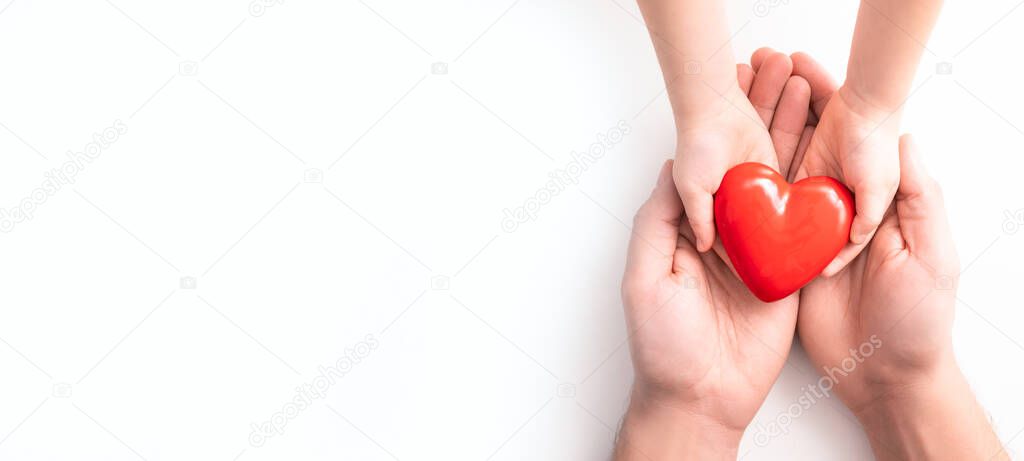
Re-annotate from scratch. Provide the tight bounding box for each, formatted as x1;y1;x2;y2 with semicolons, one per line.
701;234;714;252
691;231;705;251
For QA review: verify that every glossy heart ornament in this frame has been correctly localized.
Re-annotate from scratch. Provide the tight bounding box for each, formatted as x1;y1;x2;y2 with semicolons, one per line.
714;163;854;302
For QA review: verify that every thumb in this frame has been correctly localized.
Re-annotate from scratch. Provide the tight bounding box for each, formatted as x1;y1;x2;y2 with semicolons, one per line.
893;134;954;260
625;161;684;284
850;174;898;245
675;178;716;252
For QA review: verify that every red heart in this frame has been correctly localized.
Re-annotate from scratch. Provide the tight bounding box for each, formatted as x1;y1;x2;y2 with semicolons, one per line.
714;163;854;302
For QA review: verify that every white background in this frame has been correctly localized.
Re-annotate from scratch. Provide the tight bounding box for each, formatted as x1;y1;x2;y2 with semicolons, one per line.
0;0;1022;460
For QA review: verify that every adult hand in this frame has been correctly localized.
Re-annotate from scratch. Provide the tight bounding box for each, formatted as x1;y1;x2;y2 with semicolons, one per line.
799;136;1009;460
747;48;1006;460
750;50;957;404
614;160;800;460
737;49;814;181
749;46;957;417
798;133;959;411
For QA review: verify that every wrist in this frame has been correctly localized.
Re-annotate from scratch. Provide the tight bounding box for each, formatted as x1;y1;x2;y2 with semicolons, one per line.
614;387;743;461
852;359;1004;460
849;345;959;410
610;387;741;458
670;79;744;129
836;84;904;122
851;354;962;418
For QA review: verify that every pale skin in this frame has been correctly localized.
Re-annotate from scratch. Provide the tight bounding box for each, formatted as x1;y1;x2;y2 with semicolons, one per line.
613;52;1006;460
619;0;1001;457
782;53;1008;461
636;0;943;275
612;49;811;461
614;160;797;460
635;0;781;254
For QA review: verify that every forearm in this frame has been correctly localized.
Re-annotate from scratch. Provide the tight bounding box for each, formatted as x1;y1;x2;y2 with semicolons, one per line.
854;360;1006;461
845;0;943;111
636;0;738;123
613;390;741;461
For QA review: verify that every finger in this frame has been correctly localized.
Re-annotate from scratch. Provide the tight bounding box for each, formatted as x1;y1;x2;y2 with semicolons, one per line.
751;47;775;72
737;63;754;95
823;206;903;277
851;174;899;245
748;52;793;127
625;161;683;282
678;218;737;276
675;176;716;253
790;52;838;118
770;76;811;179
788;125;815;182
869;209;905;254
894;134;954;260
823;234;872;277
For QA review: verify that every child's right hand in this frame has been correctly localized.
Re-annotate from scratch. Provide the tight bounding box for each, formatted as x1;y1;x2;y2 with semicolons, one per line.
786;52;903;276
